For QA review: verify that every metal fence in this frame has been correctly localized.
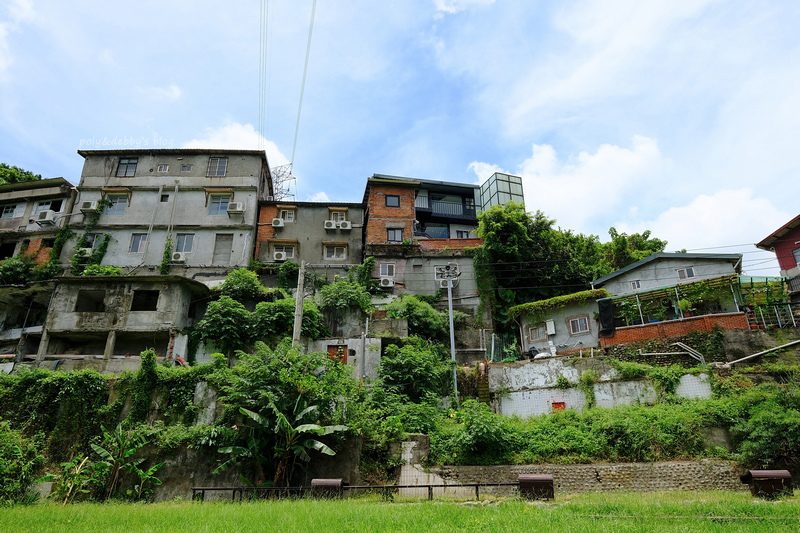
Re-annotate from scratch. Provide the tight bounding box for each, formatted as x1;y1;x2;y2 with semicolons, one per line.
746;302;800;329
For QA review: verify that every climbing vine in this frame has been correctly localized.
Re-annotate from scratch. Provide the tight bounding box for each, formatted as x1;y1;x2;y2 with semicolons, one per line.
160;237;173;275
71;198;113;275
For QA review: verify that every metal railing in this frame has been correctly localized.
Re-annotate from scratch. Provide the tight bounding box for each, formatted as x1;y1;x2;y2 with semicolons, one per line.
414;197;476;218
746;303;800;329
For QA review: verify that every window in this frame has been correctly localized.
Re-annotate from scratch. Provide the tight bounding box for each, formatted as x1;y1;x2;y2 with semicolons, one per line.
456;230;470;239
85;233;103;250
116;158;138;177
324;245;347;260
1;205;16;218
330;211;346;222
380;263;395;277
280;209;295;222
209;195;230;215
157;164;168;172
677;267;695;280
274;245;295;258
180;164;192;172
630;280;641;290
568;315;590;335
207;157;228;176
131;290;159;311
160;194;169;202
75;290;106;312
793;248;800;266
130;233;147;253
385;195;400;207
0;241;16;259
526;324;547;342
34;199;63;214
105;195;128;216
42;238;56;248
387;228;403;242
176;234;194;253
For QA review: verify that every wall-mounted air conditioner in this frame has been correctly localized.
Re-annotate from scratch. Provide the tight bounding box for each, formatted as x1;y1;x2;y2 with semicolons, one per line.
338;220;352;230
380;277;394;288
545;319;556;336
324;220;337;230
438;279;450;289
272;218;284;228
226;202;245;214
80;201;98;213
172;252;185;263
273;251;287;261
36;210;56;225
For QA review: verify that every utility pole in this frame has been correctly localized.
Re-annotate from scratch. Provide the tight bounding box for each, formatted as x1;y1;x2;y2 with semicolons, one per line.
436;263;460;407
291;260;306;347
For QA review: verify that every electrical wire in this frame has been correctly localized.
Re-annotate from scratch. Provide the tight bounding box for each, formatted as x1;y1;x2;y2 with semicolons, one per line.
290;0;317;174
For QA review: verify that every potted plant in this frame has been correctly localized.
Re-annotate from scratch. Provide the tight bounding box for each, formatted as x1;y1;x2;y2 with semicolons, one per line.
678;298;693;318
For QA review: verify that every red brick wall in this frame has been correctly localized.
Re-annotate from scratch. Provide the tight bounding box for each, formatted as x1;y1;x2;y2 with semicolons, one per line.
772;225;800;272
599;313;750;346
365;184;416;244
255;205;278;260
419;238;483;251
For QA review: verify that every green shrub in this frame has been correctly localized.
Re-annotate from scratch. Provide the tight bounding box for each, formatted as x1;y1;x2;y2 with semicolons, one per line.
385;295;465;342
378;339;452;401
220;268;265;302
0;421;43;505
317;279;373;314
81;265;121;276
0;255;34;285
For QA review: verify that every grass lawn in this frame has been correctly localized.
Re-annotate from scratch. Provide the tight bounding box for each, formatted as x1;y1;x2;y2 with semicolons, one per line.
2;491;799;532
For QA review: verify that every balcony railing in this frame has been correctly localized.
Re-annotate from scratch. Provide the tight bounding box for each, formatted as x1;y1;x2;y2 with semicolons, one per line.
414;197;476;219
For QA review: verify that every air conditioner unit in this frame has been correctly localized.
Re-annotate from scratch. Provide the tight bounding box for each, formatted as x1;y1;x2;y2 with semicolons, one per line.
338;220;352;230
172;252;185;263
273;251;287;262
438;279;450;289
36;210;56;225
324;220;337;230
380;277;394;288
266;195;275;201
80;201;98;213
226;202;245;214
272;218;284;228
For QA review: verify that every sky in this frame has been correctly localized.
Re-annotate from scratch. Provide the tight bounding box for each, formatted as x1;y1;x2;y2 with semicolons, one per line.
1;0;797;276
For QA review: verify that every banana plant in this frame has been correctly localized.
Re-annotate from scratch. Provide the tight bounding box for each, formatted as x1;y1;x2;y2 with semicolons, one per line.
91;423;152;501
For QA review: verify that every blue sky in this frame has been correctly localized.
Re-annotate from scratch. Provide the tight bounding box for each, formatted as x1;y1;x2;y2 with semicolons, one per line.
1;0;797;276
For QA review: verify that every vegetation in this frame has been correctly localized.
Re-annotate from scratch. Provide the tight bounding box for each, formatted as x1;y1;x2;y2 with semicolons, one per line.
377;338;452;401
508;288;610;323
0;163;41;184
81;265;121;276
317;278;374;314
385;294;466;342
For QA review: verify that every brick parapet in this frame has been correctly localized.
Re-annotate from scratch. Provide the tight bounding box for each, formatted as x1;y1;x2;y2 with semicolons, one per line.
600;313;750;346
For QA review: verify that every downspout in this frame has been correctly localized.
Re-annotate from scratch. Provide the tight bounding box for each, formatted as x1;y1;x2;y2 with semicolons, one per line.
635;294;645;324
137;184;164;268
675;287;683;320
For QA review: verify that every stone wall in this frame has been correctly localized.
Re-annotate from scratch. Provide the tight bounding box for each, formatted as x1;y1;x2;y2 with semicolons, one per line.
431;460;746;495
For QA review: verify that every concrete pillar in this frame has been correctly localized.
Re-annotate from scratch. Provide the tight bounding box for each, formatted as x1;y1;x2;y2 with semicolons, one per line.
103;330;117;360
35;329;49;363
15;334;27;363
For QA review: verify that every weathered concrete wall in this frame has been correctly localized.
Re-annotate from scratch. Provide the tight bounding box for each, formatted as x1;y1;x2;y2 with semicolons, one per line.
600;257;739;296
307;336;382;381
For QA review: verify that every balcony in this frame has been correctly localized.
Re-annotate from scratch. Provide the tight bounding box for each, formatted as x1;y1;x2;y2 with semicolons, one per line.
414;197;476;220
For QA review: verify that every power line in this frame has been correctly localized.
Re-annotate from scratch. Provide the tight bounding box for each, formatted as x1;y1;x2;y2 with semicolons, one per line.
290;0;317;170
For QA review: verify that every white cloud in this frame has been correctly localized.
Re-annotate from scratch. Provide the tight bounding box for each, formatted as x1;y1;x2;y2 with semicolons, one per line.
0;0;36;80
183;122;290;167
307;191;330;202
614;188;790;276
466;161;503;184
434;0;496;14
505;135;663;231
140;84;182;101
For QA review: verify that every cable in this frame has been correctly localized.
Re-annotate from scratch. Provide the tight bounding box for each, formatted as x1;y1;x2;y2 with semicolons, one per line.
290;0;317;171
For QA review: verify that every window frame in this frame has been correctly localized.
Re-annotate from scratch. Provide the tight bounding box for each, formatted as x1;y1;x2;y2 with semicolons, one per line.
567;315;590;336
385;195;400;208
129;233;148;253
330;210;347;222
206;157;228;177
676;267;696;281
130;290;160;312
116;158;138;177
208;194;231;216
84;233;104;250
180;164;193;172
380;263;395;277
157;164;168;172
273;244;295;258
526;323;548;342
630;280;641;290
793;248;800;266
456;230;470;239
387;228;403;242
104;195;128;216
176;233;194;253
35;199;62;214
279;209;295;222
324;245;347;260
1;205;16;218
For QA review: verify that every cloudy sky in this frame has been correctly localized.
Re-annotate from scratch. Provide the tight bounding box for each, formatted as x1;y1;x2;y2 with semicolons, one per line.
1;0;796;275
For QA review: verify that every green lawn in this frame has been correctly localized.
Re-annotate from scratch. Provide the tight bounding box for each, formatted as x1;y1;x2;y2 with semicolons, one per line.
2;491;799;532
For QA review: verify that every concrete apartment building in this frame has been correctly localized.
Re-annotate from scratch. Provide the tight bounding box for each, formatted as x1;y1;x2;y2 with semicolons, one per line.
64;149;272;283
255;200;365;282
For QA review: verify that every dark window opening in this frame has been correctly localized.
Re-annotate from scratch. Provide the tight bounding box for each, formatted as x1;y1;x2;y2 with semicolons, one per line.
131;290;159;311
160;194;169;202
116;158;138;177
385;195;400;207
42;238;56;248
75;290;106;312
0;241;17;259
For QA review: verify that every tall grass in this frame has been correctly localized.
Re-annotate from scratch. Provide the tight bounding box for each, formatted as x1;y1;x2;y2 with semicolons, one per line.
2;492;798;532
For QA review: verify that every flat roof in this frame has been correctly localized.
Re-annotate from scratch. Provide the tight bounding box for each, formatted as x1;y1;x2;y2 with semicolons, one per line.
0;177;72;194
77;148;269;163
592;252;743;286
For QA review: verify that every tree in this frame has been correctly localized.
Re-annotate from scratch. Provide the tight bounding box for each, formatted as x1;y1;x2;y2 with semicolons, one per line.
378;338;452;401
603;227;667;271
0;163;41;185
194;296;252;357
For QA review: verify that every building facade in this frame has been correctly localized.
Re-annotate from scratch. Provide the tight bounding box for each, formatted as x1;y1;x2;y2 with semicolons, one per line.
64;149;272;282
756;213;800;301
